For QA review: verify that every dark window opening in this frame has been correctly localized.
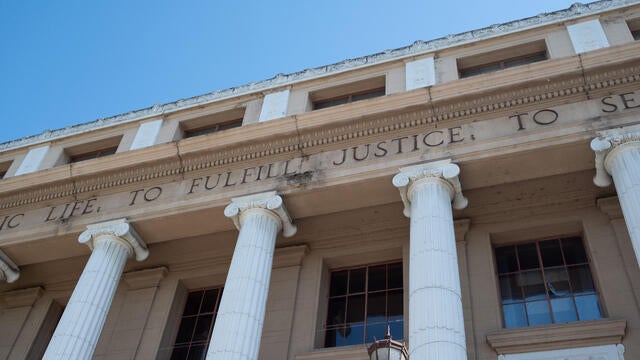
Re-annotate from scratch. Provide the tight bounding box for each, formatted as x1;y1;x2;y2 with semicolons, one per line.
458;40;548;78
180;107;245;140
324;261;403;348
313;87;386;110
495;237;602;329
65;136;122;164
310;76;386;111
69;147;118;163
0;160;13;179
183;118;243;138
628;19;640;41
171;287;223;360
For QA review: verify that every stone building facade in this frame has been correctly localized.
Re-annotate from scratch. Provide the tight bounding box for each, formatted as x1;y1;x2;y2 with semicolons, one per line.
1;1;640;359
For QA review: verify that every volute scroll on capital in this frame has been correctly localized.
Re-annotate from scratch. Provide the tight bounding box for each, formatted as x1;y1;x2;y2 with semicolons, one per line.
0;249;19;283
224;191;297;237
591;127;640;187
392;159;468;217
78;218;149;261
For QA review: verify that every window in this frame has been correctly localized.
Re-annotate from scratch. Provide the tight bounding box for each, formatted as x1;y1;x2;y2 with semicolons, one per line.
495;237;602;329
324;261;403;348
69;148;117;163
184;118;243;138
171;287;223;360
0;160;11;179
181;108;244;139
311;76;386;110
628;18;640;41
458;40;548;78
65;136;122;164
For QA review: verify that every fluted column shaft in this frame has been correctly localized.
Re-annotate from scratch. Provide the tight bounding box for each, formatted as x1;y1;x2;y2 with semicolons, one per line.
593;132;640;267
207;191;296;360
393;160;467;360
43;219;148;360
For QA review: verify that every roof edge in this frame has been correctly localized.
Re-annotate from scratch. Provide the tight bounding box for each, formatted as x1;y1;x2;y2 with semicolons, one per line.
2;0;638;152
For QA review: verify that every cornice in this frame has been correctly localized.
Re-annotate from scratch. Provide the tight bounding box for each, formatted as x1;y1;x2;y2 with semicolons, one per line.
2;0;636;154
1;50;639;211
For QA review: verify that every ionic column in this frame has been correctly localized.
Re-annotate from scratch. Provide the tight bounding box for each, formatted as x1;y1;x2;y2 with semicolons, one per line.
207;191;296;360
43;218;148;360
592;127;640;268
393;159;468;360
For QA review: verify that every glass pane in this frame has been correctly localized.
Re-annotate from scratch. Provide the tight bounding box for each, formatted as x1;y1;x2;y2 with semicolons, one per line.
327;297;346;325
388;317;404;340
324;328;338;348
495;246;518;274
551;297;578;323
192;314;213;342
369;265;387;291
346;295;365;323
526;300;552;326
200;289;219;313
175;316;196;344
187;344;206;360
517;243;540;270
562;237;588;264
365;322;387;343
184;291;203;316
521;271;546;301
315;97;349;110
344;322;364;345
575;295;602;321
545;268;571;298
352;89;385;102
170;345;189;360
539;239;563;267
367;292;386;323
503;303;527;328
330;271;348;296
568;265;596;295
349;268;366;293
387;290;403;317
388;262;403;289
499;274;523;304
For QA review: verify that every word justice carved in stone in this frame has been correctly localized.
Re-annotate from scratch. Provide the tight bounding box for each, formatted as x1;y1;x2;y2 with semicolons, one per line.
0;92;638;233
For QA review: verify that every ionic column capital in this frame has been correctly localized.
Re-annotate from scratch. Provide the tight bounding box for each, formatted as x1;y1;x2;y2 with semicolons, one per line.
78;218;149;261
0;249;19;283
224;191;297;237
591;126;640;187
392;159;468;217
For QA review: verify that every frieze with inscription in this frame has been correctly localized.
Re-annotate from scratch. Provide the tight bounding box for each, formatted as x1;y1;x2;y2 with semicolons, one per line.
1;91;639;234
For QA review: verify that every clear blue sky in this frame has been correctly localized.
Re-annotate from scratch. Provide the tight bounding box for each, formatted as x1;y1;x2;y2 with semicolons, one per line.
0;0;581;143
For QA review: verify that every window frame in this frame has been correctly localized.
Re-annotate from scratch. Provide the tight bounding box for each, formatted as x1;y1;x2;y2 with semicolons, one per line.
179;107;245;140
457;40;549;79
309;76;386;111
183;117;243;138
322;259;404;348
170;286;224;360
627;18;640;41
492;235;604;329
